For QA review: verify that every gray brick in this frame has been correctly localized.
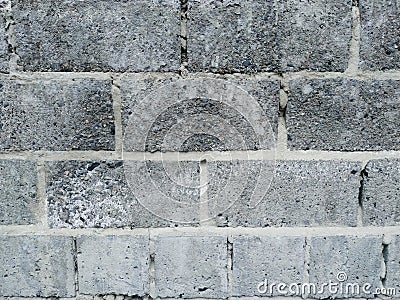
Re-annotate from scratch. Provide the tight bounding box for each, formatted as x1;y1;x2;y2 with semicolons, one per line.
287;79;400;151
232;235;305;297
0;235;75;297
154;235;227;298
77;235;149;296
0;160;38;225
46;160;200;227
188;0;351;73
0;79;114;151
362;159;400;226
121;77;278;152
385;235;400;294
13;0;180;72
309;235;382;299
0;14;8;72
360;0;400;71
209;160;361;227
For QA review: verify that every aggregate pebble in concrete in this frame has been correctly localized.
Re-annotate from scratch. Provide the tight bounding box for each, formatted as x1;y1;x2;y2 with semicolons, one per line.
0;235;75;297
13;0;180;72
0;160;38;225
77;235;149;296
287;79;400;151
0;79;114;151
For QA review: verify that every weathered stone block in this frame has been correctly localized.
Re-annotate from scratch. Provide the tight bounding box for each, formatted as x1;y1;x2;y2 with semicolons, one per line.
287;79;400;150
0;235;75;297
0;14;8;72
13;0;180;72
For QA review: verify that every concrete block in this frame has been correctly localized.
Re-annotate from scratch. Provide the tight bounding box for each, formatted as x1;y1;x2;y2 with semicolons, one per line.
121;77;278;152
208;160;361;227
232;235;305;296
77;235;149;296
154;235;227;298
360;0;400;70
13;0;180;72
362;159;400;226
287;79;400;150
0;79;114;151
0;235;75;297
384;235;400;295
309;235;383;298
0;160;38;225
0;14;8;72
187;0;351;72
46;160;200;227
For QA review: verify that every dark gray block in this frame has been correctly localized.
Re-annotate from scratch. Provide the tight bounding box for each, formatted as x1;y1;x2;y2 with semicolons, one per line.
209;160;361;227
154;235;227;299
77;235;149;296
13;0;180;72
0;79;114;151
0;235;75;297
232;235;305;296
287;79;400;151
309;235;382;299
0;14;8;72
0;160;38;225
46;160;200;227
187;0;352;73
360;0;400;70
362;159;400;226
385;235;400;295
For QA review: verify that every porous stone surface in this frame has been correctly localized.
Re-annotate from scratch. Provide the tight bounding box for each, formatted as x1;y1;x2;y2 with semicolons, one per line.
0;79;114;151
0;235;75;297
360;0;400;70
154;235;227;298
384;235;400;294
13;0;180;72
77;235;149;296
187;0;351;73
121;77;279;152
362;159;400;226
0;160;37;225
287;79;400;150
208;160;361;227
46;160;200;227
0;14;8;72
232;235;305;296
309;235;382;299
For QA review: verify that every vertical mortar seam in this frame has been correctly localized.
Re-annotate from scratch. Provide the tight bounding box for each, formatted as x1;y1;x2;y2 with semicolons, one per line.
277;77;289;153
227;235;234;298
179;0;188;77
36;159;48;228
2;0;19;73
345;3;361;75
302;236;311;299
357;163;368;227
149;229;156;299
111;74;123;159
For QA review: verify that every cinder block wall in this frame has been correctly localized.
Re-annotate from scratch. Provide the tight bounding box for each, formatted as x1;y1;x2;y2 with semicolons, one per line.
0;0;399;299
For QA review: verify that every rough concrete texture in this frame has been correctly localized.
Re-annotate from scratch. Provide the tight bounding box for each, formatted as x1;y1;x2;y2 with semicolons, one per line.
121;77;278;152
13;0;180;72
0;235;75;297
188;0;351;73
362;159;400;226
0;14;8;72
0;79;114;151
360;0;400;70
154;235;227;298
384;235;400;294
232;235;305;296
77;235;149;296
46;160;200;227
287;79;400;151
309;235;382;299
208;160;361;227
0;160;37;225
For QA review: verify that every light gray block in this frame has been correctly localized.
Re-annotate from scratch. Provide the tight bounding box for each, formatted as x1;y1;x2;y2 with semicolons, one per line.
121;77;278;152
287;79;400;150
0;14;8;72
362;159;400;226
0;79;114;151
188;0;351;72
360;0;400;70
232;235;305;297
0;235;75;297
13;0;180;72
0;160;38;225
46;160;200;227
385;235;400;295
154;235;228;298
209;160;361;227
77;235;149;296
309;235;382;299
